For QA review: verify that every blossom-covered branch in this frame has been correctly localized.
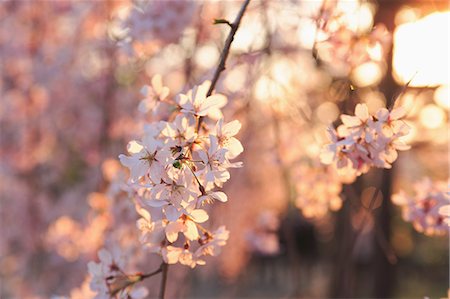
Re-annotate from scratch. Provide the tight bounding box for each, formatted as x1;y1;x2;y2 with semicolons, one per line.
88;1;251;298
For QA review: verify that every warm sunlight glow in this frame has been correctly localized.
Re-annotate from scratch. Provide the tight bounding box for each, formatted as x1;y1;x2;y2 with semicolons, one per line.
434;85;450;110
366;43;383;61
351;61;383;87
419;104;446;129
233;14;265;51
224;65;247;93
401;120;417;144
316;101;339;123
364;91;386;113
393;11;450;87
340;2;374;34
254;76;285;102
194;44;219;69
395;6;420;26
4;1;448;297
297;19;319;49
271;58;294;85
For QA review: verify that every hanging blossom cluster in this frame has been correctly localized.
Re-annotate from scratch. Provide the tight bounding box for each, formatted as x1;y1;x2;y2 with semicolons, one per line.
317;23;391;75
294;164;344;219
87;77;243;297
113;1;197;50
314;1;391;76
320;103;410;178
245;211;280;256
88;247;148;299
439;204;450;227
122;77;243;267
392;178;450;236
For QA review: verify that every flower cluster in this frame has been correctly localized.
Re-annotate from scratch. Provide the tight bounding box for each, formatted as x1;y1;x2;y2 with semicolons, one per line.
119;77;243;268
320;103;410;177
317;24;391;75
118;1;197;47
294;164;344;218
439;204;450;226
88;248;148;299
245;211;280;256
392;178;450;236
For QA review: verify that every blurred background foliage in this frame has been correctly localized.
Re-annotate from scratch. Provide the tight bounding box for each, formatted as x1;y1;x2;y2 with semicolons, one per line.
0;0;448;298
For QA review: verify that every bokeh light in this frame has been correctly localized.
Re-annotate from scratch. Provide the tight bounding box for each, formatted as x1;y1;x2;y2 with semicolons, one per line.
393;11;450;87
1;1;448;299
351;61;384;87
434;85;450;110
419;104;446;129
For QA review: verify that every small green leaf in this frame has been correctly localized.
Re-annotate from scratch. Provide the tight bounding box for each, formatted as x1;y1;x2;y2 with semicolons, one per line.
213;19;231;26
173;161;182;169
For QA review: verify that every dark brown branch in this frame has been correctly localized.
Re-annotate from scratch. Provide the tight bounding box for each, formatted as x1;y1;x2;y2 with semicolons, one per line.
109;264;163;297
140;264;163;280
206;0;251;98
159;263;169;299
349;188;380;256
196;0;251;132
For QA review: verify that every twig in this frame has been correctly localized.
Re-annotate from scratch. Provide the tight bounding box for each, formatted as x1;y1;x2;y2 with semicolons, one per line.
207;0;251;97
187;163;206;195
140;264;163;279
389;71;418;110
159;263;169;299
349;187;380;256
196;0;251;132
375;221;398;264
109;264;163;297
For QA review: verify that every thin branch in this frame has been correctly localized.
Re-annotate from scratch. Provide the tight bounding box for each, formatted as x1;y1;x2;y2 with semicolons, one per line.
207;0;251;97
187;163;206;195
375;221;398;265
140;264;163;279
109;264;163;297
196;0;251;132
389;71;418;110
349;187;380;256
196;222;212;236
159;263;169;299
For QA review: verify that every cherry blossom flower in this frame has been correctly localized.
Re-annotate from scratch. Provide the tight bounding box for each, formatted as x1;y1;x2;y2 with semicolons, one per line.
161;246;205;268
135;207;165;252
245;212;280;256
392;178;450;236
144;178;197;209
294;164;343;218
198;191;228;206
161;115;197;148
88;247;147;299
177;81;227;118
164;208;209;242
118;287;149;299
317;22;392;76
341;103;371;127
195;226;230;258
320;126;354;168
138;74;170;115
321;103;410;177
215;119;244;159
119;135;170;183
197;135;231;187
115;78;242;270
120;1;197;45
439;204;450;226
